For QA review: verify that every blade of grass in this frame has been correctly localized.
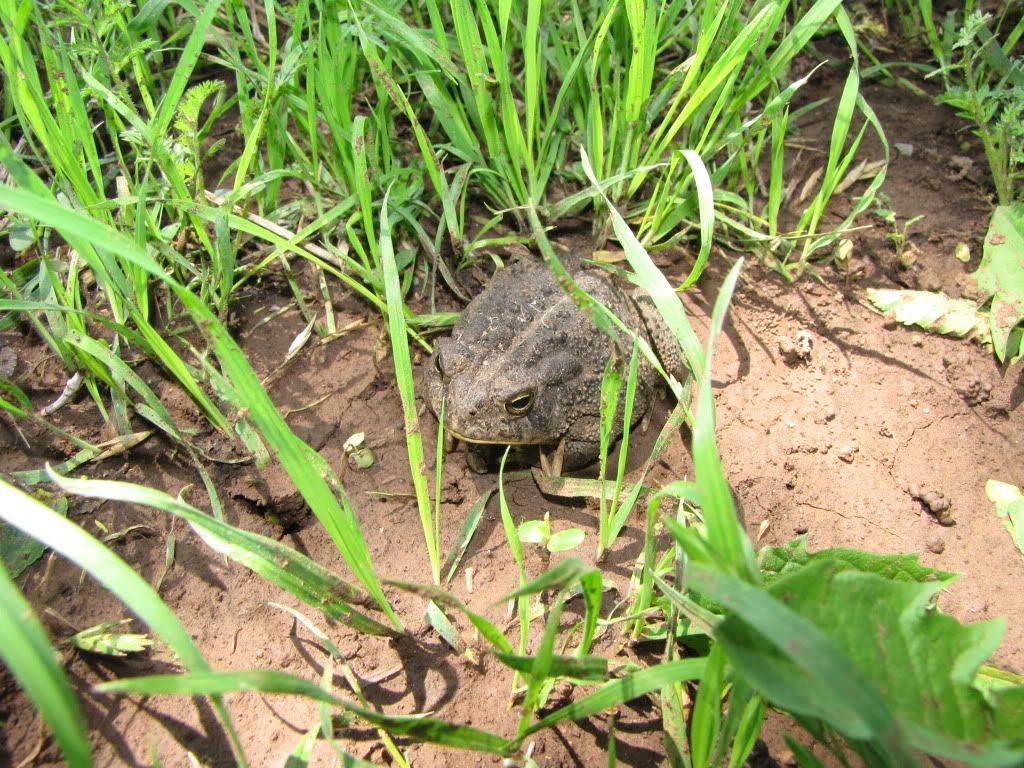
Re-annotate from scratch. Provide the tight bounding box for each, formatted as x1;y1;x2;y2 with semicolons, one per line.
518;658;707;740
0;561;91;768
0;478;248;765
48;471;396;637
380;186;439;583
98;669;513;755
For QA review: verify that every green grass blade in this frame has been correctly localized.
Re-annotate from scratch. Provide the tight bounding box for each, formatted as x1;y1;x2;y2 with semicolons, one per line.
98;669;513;755
380;187;439;583
673;150;715;289
442;485;496;584
388;580;515;655
149;0;224;144
499;557;598;602
48;471;396;637
691;259;757;580
493;652;608;681
580;147;705;383
519;658;707;740
0;560;92;768
689;643;726;766
0;478;248;765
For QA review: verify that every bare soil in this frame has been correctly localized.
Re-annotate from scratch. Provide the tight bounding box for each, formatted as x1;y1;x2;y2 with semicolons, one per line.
2;58;1022;768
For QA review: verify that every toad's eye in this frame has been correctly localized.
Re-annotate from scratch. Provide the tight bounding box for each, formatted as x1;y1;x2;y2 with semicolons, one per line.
434;353;445;377
504;391;534;417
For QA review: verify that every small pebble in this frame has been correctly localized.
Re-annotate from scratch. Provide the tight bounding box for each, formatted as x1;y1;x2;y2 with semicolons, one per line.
926;536;945;555
837;445;858;463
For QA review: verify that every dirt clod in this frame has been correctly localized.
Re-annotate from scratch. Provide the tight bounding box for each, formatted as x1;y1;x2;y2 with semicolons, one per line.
778;330;814;365
947;155;973;181
909;484;954;526
943;354;993;406
926;535;946;555
837;444;859;463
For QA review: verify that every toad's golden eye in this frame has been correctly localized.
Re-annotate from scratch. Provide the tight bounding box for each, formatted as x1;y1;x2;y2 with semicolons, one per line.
504;391;534;416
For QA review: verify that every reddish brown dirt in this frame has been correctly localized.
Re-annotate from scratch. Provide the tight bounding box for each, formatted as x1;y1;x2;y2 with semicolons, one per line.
2;63;1022;768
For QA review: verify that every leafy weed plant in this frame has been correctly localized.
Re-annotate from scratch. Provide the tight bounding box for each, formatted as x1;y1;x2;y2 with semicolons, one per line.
930;9;1024;205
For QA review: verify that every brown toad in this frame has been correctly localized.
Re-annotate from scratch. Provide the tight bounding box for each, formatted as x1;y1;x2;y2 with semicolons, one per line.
425;259;685;475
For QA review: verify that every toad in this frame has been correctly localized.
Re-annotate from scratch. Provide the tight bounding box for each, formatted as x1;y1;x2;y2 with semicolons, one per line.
425;259;685;475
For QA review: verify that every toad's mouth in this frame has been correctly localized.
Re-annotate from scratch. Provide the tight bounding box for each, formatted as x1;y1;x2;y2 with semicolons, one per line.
443;426;550;447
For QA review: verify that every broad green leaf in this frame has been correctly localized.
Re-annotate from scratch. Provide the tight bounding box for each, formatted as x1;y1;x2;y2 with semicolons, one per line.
518;517;550;546
758;537;957;585
972;204;1024;362
547;528;585;553
867;288;990;341
8;222;35;251
708;559;1024;764
985;480;1024;557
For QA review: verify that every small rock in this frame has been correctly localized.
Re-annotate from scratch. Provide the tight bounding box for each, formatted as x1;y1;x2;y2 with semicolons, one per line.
894;142;914;156
814;406;836;425
795;525;808;535
879;425;893;438
926;535;945;555
837;444;858;463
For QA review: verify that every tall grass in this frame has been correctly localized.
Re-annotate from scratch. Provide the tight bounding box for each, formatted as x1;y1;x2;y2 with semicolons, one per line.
361;0;885;269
